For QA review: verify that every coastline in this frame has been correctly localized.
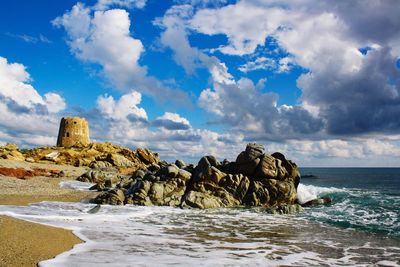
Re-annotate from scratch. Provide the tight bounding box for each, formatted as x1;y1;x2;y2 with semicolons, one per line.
0;159;98;266
0;214;82;267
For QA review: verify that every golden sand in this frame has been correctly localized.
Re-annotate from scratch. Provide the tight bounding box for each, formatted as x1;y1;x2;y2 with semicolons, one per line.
0;159;99;266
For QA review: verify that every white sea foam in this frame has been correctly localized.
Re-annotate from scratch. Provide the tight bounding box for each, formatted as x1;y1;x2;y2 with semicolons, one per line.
0;202;399;266
59;180;94;191
296;183;346;204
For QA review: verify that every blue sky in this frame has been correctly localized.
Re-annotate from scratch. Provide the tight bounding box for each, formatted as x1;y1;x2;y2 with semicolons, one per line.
1;0;400;166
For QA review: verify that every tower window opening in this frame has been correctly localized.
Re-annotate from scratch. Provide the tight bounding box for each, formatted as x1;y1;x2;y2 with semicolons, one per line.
66;132;70;137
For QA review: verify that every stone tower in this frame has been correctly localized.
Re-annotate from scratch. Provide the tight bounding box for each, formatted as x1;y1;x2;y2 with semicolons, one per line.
56;117;90;148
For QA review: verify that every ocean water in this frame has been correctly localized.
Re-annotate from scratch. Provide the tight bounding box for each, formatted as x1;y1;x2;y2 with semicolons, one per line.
0;168;399;266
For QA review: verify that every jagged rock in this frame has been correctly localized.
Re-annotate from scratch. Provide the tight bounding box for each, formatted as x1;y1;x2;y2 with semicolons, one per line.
167;164;180;178
235;143;265;176
181;164;246;209
177;169;191;181
98;153;134;168
77;170;119;189
219;174;250;201
4;150;25;161
83;143;301;210
74;158;92;167
0;144;25;161
175;159;186;168
272;152;300;188
137;148;159;165
301;197;332;207
255;154;277;179
89;160;114;169
94;189;125;205
181;191;226;209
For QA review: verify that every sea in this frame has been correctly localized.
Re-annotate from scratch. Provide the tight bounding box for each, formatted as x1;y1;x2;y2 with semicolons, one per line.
0;168;399;266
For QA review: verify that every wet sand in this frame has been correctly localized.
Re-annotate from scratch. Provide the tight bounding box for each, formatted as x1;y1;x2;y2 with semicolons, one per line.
0;215;82;267
0;159;98;266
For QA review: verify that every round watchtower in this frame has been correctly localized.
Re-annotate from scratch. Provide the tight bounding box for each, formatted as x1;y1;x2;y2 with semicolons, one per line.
56;117;90;147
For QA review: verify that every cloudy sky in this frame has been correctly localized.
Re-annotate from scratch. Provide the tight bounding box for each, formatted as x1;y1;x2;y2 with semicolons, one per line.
1;0;400;166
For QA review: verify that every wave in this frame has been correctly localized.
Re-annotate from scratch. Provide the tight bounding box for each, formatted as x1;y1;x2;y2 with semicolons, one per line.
1;202;399;266
59;181;94;191
296;183;347;204
297;184;400;237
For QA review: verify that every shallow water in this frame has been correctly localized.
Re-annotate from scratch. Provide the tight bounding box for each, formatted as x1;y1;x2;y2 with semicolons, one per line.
1;168;400;266
1;201;399;266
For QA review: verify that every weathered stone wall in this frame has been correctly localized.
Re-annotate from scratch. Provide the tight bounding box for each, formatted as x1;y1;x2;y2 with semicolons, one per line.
56;117;90;148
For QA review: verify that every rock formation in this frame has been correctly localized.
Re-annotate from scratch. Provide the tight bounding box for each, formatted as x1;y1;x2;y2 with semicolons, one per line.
56;117;90;148
92;143;301;210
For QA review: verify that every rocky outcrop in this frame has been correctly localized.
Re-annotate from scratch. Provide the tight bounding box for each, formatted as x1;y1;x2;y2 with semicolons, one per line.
0;144;25;161
92;143;301;210
3;142;160;177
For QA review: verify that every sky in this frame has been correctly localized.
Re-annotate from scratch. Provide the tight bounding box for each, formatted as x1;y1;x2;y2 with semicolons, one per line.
1;0;400;167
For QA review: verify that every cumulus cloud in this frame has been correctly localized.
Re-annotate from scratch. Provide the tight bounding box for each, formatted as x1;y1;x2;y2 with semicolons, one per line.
199;75;323;141
97;91;147;122
82;91;246;162
157;2;323;141
187;0;400;138
0;56;65;146
154;4;203;74
0;57;66;114
152;112;191;130
53;2;190;106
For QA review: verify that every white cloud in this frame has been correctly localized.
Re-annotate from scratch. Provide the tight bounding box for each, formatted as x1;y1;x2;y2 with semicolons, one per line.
153;112;191;130
53;3;190;106
44;93;66;113
97;91;147;121
0;56;65;146
94;0;147;11
0;56;66;113
155;4;203;74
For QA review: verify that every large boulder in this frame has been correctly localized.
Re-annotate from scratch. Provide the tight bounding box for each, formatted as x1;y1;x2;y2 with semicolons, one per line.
235;143;264;176
85;143;301;210
136;148;160;165
94;189;125;205
181;163;250;209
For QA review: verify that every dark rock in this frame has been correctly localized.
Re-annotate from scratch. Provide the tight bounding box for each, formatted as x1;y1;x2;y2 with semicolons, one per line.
235;143;265;176
86;143;301;210
94;188;125;205
175;159;186;168
301;197;332;207
255;155;277;179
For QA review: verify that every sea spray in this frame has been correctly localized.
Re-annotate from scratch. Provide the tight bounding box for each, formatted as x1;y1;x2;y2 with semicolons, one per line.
1;201;399;266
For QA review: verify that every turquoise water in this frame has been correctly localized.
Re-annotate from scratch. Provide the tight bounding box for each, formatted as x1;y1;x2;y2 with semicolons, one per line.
0;168;399;266
299;168;400;237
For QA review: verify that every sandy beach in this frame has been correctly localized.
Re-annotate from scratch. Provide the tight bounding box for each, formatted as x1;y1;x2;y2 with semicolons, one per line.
0;159;98;267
